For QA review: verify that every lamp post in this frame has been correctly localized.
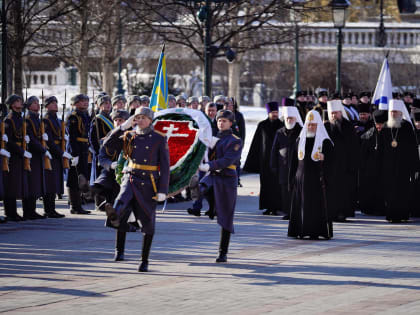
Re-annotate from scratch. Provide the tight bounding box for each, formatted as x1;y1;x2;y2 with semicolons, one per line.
375;0;386;47
197;0;238;97
329;0;350;94
290;0;305;97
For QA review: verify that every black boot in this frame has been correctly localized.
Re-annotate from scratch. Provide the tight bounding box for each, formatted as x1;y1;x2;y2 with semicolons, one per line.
23;197;45;220
44;193;65;218
216;228;231;263
114;230;126;261
69;188;90;214
4;199;23;221
95;194;106;211
138;234;153;272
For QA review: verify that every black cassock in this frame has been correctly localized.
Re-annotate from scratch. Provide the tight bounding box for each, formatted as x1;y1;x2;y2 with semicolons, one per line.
411;128;420;217
324;119;359;219
358;126;385;215
288;137;333;239
270;124;302;215
244;118;283;211
380;121;419;221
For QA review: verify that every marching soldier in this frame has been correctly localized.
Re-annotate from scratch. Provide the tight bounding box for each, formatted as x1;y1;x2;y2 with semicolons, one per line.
199;110;243;263
103;107;170;272
42;96;70;218
3;95;31;221
89;94;113;209
66;94;91;215
22;96;51;220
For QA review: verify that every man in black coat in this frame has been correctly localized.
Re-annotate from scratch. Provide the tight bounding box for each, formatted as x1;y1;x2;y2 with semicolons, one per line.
324;100;359;222
358;110;388;215
270;98;303;220
381;100;419;222
244;101;283;215
411;111;420;217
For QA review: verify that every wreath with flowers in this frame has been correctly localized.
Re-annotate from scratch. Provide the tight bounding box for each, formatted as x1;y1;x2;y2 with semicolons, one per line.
153;108;213;196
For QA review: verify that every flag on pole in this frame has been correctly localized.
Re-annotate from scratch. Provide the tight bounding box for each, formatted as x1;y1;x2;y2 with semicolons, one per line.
150;44;168;112
372;57;393;110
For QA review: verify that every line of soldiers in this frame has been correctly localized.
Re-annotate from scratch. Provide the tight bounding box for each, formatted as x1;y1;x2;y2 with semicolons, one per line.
245;90;420;239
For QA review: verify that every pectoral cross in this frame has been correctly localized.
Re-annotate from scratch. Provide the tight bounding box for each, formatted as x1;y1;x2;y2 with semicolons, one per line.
162;124;188;141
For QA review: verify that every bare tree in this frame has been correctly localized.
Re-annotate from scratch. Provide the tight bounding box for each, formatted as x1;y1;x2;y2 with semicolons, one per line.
125;0;300;98
5;0;72;95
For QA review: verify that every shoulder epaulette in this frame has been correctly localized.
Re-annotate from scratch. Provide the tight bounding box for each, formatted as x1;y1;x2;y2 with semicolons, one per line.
232;134;240;140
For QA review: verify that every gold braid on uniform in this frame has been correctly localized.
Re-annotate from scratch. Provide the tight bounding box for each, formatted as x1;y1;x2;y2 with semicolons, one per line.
27;118;40;138
123;131;135;159
6;114;23;139
44;115;61;138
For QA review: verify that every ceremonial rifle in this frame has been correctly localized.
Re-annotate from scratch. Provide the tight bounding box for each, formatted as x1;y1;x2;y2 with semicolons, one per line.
23;89;31;171
1;101;8;171
61;90;70;169
40;89;52;170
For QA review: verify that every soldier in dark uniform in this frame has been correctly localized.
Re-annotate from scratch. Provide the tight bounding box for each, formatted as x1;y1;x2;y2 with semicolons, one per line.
354;103;374;138
127;95;141;116
42;96;70;218
22;96;51;219
0;103;11;223
66;94;91;215
3;95;31;221
89;95;113;209
92;109;129;213
342;92;359;123
295;91;308;120
103;107;170;272
403;91;415;112
111;94;126;111
198;110;243;263
313;90;329;118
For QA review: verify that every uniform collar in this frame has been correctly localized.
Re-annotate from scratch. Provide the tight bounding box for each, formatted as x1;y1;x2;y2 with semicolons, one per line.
217;129;232;138
136;125;153;135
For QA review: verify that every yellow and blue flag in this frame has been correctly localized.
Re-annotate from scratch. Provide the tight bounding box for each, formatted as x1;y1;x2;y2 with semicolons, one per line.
150;45;168;112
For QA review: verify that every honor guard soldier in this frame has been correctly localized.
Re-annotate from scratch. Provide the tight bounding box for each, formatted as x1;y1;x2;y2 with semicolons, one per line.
127;95;141;115
42;96;70;218
92;109;130;211
22;96;52;219
103;107;170;272
111;94;126;111
3;95;31;221
313;90;329;118
199;109;243;263
66;94;91;214
89;95;113;209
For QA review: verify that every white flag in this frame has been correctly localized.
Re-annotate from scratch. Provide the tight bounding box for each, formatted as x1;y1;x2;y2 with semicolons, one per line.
372;58;393;110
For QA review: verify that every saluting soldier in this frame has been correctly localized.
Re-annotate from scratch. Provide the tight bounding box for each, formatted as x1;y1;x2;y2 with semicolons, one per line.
22;96;51;220
93;109;130;211
66;94;91;215
103;107;170;272
3;95;31;221
89;95;114;209
42;96;70;218
198;110;243;263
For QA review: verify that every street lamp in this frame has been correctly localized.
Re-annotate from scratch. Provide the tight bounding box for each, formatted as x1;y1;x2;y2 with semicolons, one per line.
197;0;238;97
290;0;305;97
116;21;125;95
375;0;386;47
329;0;350;93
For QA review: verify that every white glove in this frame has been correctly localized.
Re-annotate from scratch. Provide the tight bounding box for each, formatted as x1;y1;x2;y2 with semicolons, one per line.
71;156;79;166
62;151;72;159
24;135;30;144
64;134;69;141
111;161;118;170
199;163;210;172
156;193;166;202
23;151;32;159
209;136;219;149
42;133;48;141
0;148;10;158
121;115;135;131
2;134;8;143
45;150;52;160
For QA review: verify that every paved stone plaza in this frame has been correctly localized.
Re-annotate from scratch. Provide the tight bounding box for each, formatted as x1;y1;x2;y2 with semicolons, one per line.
1;174;420;314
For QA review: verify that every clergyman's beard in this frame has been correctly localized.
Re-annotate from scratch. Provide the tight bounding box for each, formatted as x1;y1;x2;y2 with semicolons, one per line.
331;118;342;131
387;116;402;129
306;131;316;138
285;120;296;130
